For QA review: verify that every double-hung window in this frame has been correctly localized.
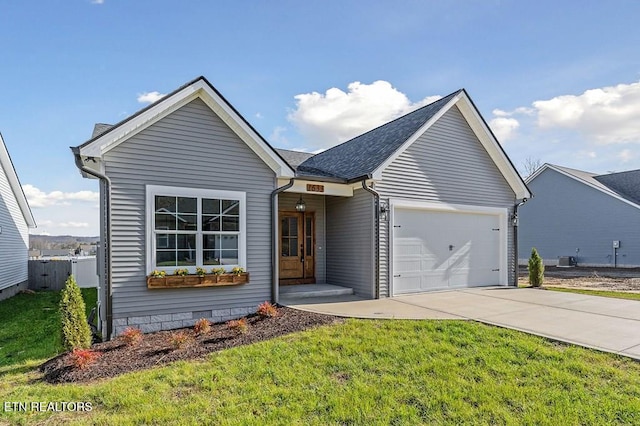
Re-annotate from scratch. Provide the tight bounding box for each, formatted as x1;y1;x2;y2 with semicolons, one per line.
146;185;246;274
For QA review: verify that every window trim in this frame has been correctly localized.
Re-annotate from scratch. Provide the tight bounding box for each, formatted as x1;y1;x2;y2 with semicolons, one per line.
145;185;246;274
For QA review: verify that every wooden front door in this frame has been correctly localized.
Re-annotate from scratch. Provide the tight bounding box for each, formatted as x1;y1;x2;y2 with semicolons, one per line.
279;212;315;285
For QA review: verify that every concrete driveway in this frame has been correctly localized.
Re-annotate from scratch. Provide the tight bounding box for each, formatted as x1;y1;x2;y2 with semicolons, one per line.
282;287;640;360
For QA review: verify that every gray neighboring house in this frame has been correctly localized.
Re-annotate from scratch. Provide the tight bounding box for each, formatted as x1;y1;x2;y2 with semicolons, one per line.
0;133;36;301
519;163;640;267
72;76;530;339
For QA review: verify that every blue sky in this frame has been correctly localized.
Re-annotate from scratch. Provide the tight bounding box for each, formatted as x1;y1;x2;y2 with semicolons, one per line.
1;0;640;236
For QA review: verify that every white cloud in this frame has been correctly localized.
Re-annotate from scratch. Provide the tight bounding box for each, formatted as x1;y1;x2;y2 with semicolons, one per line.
288;80;441;148
532;81;640;144
489;117;520;142
23;185;99;208
269;126;289;145
255;112;263;119
91;0;104;4
618;149;635;163
137;91;166;104
59;222;90;228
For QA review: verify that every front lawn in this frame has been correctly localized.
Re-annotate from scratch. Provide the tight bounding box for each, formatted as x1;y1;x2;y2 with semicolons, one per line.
0;288;96;369
547;286;640;301
1;310;639;424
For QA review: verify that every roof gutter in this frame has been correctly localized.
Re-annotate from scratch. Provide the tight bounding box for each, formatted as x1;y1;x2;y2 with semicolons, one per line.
271;178;295;303
361;178;380;299
512;198;528;287
72;149;113;340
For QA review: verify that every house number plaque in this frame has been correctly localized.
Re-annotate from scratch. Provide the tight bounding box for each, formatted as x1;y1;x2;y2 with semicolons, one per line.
306;184;325;193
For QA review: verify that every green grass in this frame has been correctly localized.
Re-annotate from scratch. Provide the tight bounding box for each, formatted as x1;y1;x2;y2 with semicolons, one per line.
0;288;96;369
546;286;640;301
1;313;639;424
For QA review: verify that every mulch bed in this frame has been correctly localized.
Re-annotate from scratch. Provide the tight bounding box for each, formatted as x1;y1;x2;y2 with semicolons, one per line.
40;307;342;384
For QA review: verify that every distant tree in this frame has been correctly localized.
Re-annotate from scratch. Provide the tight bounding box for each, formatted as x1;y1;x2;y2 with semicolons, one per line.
528;248;545;287
522;157;543;179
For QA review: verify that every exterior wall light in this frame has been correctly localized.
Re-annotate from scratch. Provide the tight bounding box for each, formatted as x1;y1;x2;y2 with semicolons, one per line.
295;196;306;212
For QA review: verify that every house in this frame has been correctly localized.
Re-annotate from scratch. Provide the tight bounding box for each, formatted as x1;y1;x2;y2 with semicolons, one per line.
0;133;36;301
72;76;530;339
519;164;640;267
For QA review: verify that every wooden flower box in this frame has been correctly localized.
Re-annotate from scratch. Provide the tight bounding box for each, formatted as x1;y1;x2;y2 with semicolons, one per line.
146;273;250;289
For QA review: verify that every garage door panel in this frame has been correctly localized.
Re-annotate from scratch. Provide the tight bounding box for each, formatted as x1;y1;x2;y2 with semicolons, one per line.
393;207;502;295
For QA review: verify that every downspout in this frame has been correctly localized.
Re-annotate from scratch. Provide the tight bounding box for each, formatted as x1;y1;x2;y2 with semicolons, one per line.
361;179;380;299
512;198;527;287
73;153;113;340
271;178;295;303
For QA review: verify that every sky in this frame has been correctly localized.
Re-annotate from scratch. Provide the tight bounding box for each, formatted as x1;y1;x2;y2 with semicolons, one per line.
1;0;640;237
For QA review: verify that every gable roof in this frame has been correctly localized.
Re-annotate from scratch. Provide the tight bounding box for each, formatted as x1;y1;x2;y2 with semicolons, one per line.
296;91;461;181
0;133;36;228
274;148;315;169
73;76;294;178
528;164;640;210
295;89;530;199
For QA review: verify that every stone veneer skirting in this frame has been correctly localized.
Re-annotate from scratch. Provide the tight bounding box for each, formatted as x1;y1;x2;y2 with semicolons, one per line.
112;306;256;337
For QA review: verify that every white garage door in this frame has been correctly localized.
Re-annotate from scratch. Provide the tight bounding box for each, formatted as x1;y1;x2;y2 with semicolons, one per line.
392;207;503;295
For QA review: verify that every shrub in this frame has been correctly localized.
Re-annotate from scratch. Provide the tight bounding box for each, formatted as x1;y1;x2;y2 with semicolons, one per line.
70;348;101;369
120;327;143;346
168;331;193;349
59;275;92;351
528;247;545;287
257;301;278;318
227;318;249;335
194;318;211;335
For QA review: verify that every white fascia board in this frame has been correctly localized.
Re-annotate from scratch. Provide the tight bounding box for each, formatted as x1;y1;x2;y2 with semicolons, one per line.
537;164;640;211
371;93;463;181
0;134;36;227
454;94;531;200
79;79;294;178
280;179;354;197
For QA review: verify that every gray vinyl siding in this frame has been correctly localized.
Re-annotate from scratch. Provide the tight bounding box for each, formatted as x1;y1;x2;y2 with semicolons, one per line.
519;168;640;267
0;162;29;291
278;193;326;283
325;188;375;297
103;98;276;319
376;106;517;296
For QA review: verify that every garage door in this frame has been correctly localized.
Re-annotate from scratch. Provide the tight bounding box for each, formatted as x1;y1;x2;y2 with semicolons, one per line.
392;207;503;295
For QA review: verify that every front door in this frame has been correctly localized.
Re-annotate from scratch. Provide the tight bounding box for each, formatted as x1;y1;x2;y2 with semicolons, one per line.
279;212;315;284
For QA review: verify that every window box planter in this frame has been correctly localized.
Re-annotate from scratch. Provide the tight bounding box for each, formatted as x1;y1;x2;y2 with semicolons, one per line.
146;273;250;289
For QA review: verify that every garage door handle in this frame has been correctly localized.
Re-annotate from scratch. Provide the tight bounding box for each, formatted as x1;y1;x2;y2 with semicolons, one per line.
394;274;401;277
492;269;500;272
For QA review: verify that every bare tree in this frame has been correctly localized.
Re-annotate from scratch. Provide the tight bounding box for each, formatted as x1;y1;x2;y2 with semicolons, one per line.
521;156;543;179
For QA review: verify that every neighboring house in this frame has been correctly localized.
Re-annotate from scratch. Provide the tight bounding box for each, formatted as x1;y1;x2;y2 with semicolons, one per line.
519;164;640;267
72;76;530;339
0;133;36;301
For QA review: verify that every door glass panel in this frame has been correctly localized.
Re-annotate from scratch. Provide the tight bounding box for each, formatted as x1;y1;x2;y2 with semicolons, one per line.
281;219;289;237
306;217;312;256
290;238;298;256
289;218;298;237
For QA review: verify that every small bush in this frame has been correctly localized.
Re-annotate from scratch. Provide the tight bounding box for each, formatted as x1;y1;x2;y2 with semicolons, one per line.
60;275;92;351
528;247;545;287
120;327;143;346
71;348;101;369
168;331;193;349
227;318;249;335
194;318;211;335
257;301;278;318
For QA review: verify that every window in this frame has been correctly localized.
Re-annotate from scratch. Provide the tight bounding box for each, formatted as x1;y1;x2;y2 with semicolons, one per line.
146;185;246;274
